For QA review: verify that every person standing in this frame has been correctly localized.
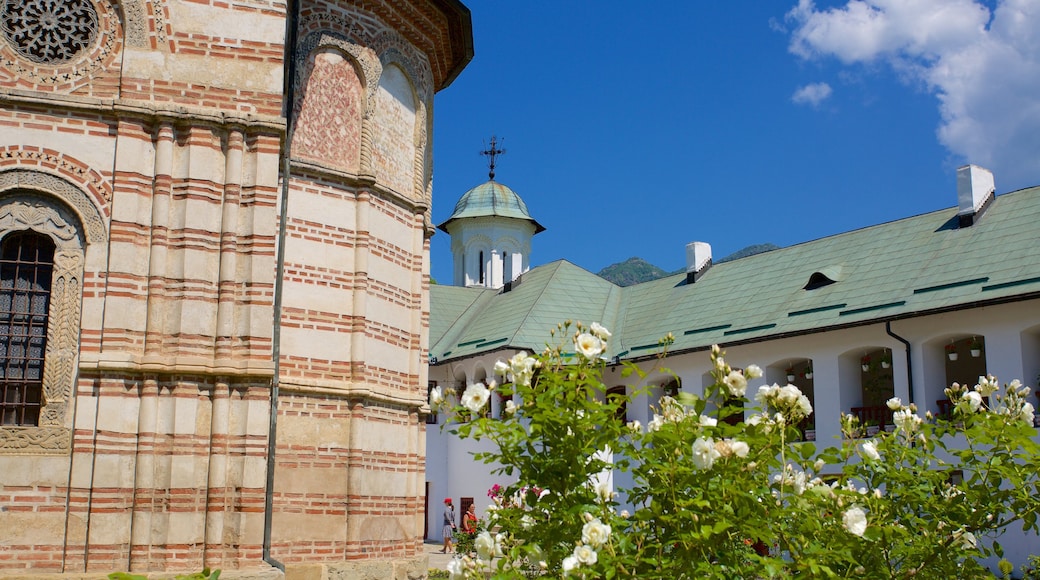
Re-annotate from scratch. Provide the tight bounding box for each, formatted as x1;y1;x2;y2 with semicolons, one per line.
462;503;477;534
441;498;456;553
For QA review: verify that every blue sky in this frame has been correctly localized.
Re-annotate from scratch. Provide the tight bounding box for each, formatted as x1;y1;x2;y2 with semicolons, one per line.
429;1;1039;284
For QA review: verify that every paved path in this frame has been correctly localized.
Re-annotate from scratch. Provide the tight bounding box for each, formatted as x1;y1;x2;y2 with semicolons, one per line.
425;540;458;572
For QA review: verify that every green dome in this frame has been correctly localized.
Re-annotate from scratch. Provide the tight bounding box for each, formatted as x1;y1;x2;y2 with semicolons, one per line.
437;181;545;233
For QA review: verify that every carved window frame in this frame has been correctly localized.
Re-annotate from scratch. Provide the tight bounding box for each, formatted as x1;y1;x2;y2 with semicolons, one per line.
0;178;97;455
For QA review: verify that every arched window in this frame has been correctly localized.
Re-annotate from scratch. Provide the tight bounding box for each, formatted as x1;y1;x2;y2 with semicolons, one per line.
0;232;54;426
0;185;94;454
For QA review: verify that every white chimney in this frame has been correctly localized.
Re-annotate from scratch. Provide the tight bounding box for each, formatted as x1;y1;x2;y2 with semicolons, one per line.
685;241;712;284
956;165;995;226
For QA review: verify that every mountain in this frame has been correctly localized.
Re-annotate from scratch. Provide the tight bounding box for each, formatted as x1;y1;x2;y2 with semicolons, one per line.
596;257;670;287
717;243;780;263
596;244;780;286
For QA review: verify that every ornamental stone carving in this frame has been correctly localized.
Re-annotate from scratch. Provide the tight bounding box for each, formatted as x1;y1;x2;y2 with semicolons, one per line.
0;195;86;455
0;0;98;63
0;0;119;87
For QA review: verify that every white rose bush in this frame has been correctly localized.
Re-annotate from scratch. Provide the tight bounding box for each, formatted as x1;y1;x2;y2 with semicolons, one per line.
436;322;1040;579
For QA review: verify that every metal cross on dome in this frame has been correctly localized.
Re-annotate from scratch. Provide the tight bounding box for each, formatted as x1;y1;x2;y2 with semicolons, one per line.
480;135;505;180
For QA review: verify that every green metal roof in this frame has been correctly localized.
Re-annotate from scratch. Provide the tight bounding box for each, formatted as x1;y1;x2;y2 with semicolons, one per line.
430;185;1040;364
437;180;546;233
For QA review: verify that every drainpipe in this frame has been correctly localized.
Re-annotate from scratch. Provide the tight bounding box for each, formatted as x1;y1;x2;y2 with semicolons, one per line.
263;0;298;571
885;321;914;406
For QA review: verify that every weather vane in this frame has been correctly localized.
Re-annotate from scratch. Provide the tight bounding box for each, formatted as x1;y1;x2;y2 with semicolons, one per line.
480;135;505;180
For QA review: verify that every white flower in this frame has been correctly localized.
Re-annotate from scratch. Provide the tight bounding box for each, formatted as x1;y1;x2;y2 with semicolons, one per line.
429;386;443;407
508;351;538;387
590;322;612;341
581;518;611;547
893;409;922;433
574;332;604;359
777;384;801;406
626;419;642;432
886;397;902;410
691;436;722;470
446;557;464;579
754;384;777;405
594;479;612;502
962;390;983;413
745;364;763;379
842;506;868;537
521;514;534;529
722;370;748;397
697;414;718;428
975;375;999;397
729;439;750;458
953;528;977;550
573;544;598;565
504;400;517;415
461;382;491;414
474;531;496;560
561;556;579;575
494;359;510;376
796;394;813;418
1019;402;1036;425
647;414;665;432
860;440;880;461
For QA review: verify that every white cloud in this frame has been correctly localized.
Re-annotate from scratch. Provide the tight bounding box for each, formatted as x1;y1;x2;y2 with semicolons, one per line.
792;82;834;106
786;0;1040;189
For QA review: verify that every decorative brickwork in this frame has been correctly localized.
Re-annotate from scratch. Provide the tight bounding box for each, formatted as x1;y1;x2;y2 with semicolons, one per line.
291;48;363;172
0;0;471;575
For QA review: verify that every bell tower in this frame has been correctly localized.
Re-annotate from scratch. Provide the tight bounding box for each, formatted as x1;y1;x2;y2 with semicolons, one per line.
437;138;545;288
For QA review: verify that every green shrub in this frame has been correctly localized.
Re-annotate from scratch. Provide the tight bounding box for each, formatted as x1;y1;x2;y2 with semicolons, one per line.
436;321;1040;579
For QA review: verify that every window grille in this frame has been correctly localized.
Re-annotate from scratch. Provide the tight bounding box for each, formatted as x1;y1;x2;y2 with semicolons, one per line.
0;232;53;427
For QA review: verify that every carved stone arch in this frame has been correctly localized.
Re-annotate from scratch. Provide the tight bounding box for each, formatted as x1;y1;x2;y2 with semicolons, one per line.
376;43;434;205
462;234;493;254
370;28;432;103
0;193;88;455
294;29;381;122
377;47;429;151
0;169;107;245
293;28;380;172
369;61;419;196
494;236;523;254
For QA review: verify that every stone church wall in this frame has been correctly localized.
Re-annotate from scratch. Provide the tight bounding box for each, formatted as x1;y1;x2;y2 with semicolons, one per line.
0;0;469;576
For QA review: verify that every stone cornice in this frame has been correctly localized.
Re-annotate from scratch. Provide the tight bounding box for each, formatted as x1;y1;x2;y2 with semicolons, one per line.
289;158;430;214
0;89;286;132
278;377;425;409
79;352;276;378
